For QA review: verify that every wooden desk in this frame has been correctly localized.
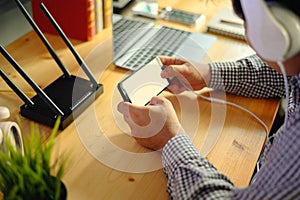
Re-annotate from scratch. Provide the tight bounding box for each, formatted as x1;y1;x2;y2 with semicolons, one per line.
0;1;279;199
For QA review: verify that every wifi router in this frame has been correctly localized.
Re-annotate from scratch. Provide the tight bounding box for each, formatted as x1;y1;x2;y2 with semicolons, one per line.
20;75;103;129
0;0;103;130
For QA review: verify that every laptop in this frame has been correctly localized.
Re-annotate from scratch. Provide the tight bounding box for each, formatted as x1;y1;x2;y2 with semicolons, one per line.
113;14;217;71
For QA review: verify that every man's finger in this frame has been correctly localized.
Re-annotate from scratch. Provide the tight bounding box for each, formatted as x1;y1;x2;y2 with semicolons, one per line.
149;96;166;105
117;101;131;115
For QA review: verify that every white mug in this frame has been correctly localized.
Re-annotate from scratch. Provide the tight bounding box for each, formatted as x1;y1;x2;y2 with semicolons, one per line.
0;106;24;154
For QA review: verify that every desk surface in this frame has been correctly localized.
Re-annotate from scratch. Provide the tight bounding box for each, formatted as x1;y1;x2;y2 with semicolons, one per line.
0;0;279;199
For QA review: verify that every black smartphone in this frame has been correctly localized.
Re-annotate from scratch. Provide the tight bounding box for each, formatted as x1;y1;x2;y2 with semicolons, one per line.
117;57;169;106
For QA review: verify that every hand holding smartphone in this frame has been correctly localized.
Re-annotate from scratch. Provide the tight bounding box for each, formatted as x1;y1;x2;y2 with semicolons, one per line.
117;57;169;106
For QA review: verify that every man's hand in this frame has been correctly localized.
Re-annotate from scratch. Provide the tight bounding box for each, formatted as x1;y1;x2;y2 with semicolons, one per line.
117;96;183;150
159;56;211;93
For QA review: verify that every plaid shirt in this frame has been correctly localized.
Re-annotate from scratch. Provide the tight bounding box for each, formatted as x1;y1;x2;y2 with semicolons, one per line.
162;55;300;199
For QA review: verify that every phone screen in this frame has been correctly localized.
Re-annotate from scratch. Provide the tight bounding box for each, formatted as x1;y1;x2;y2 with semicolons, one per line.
118;57;169;106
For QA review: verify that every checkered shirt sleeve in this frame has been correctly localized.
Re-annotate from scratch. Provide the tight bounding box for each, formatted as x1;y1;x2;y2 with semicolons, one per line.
162;135;234;199
162;111;300;199
209;54;286;98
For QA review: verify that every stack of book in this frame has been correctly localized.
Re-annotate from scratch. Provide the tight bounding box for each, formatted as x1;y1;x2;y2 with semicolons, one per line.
31;0;113;41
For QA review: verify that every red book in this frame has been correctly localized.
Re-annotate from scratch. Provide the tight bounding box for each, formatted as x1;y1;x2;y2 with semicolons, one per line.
31;0;96;41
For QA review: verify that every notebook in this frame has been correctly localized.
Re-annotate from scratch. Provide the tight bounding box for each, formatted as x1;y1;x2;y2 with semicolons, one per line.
113;14;217;70
207;7;245;40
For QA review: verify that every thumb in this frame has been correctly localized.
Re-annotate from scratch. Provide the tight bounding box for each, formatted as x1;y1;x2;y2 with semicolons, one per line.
149;96;167;106
117;101;131;115
118;101;147;116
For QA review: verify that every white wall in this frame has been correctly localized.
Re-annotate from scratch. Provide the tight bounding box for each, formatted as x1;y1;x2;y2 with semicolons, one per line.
0;1;32;46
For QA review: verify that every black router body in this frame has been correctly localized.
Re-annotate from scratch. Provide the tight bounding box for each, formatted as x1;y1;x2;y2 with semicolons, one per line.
0;0;103;129
20;75;103;130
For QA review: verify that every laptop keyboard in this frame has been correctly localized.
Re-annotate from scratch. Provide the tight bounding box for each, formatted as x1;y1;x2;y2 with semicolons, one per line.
113;17;190;70
113;18;151;56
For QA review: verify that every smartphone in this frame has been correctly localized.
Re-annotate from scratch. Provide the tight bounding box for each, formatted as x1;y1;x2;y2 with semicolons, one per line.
117;57;169;106
160;7;205;26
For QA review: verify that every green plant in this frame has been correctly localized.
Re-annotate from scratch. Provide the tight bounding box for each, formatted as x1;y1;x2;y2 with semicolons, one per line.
0;117;66;200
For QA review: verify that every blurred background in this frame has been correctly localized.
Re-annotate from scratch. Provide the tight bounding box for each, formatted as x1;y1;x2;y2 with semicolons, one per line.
0;0;32;46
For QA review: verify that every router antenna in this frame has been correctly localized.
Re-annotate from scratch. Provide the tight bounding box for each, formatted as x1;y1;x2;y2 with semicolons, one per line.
14;0;71;78
0;68;34;108
0;45;64;116
40;2;99;89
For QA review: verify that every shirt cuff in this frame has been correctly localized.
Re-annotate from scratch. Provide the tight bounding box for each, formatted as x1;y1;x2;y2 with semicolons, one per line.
162;134;204;177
